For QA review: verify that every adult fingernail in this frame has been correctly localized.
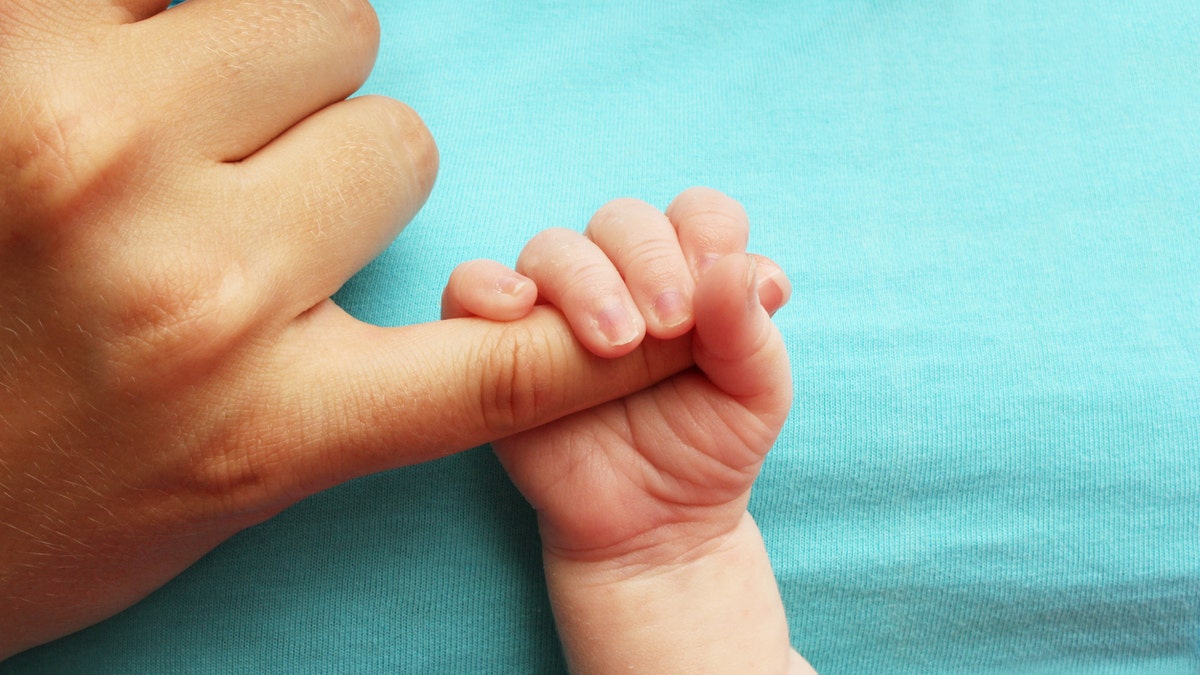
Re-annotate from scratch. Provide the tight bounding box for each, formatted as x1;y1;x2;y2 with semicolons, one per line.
653;289;688;329
594;304;639;347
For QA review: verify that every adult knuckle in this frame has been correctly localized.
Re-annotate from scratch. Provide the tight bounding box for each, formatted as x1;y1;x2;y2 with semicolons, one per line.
1;93;97;223
213;0;378;82
337;97;438;212
98;263;251;394
330;0;381;51
474;324;534;435
475;321;562;437
190;402;295;517
298;0;381;77
375;97;438;196
141;379;292;523
3;68;159;235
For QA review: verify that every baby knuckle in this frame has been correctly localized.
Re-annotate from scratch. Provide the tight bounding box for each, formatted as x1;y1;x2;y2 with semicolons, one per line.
569;258;625;295
623;236;679;273
681;192;749;238
677;186;742;214
590;197;654;227
518;228;583;272
524;227;574;253
585;198;651;240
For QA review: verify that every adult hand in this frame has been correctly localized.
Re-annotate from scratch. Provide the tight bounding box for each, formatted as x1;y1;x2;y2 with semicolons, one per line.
0;0;688;658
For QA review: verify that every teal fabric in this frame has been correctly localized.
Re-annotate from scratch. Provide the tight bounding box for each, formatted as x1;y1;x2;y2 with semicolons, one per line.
8;1;1199;672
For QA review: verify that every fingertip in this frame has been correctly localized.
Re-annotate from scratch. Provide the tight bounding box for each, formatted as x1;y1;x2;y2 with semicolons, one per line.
693;254;790;403
442;259;537;321
582;301;646;358
691;252;792;408
517;228;648;358
491;274;538;320
441;263;471;319
495;270;537;301
584;198;695;341
694;254;764;356
647;288;695;340
750;254;791;317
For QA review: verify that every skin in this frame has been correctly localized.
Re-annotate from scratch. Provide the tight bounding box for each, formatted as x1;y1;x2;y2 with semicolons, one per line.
0;0;695;659
445;190;815;674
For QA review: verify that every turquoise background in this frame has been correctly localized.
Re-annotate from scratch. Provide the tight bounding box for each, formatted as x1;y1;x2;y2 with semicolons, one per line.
8;1;1199;672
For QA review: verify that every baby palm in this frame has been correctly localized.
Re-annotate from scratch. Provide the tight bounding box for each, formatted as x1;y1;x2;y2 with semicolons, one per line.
494;255;792;563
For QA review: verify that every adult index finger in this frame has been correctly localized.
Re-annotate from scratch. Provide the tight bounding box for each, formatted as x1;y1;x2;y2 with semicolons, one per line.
219;301;694;506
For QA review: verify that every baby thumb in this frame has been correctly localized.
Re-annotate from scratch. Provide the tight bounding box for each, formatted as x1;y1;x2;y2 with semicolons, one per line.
693;254;793;408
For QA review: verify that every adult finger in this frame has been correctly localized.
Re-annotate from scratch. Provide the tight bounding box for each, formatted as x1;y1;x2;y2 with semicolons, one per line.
693;255;791;413
517;228;645;358
113;0;172;22
665;187;750;281
585;199;695;340
441;259;536;321
58;0;172;23
247;302;695;501
129;0;380;161
227;95;437;312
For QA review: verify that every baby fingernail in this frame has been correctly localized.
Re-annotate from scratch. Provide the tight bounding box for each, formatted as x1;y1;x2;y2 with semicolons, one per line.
745;256;760;306
653;290;688;328
495;275;529;296
757;267;792;315
595;304;639;347
696;254;721;276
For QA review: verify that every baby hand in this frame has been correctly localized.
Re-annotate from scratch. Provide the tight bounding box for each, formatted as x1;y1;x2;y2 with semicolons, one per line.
442;188;793;563
444;189;808;673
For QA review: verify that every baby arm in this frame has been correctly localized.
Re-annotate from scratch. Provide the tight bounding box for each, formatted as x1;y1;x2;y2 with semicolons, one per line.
444;189;814;674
